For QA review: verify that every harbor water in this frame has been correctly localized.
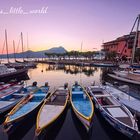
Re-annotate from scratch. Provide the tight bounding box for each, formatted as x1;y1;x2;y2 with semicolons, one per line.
0;63;140;140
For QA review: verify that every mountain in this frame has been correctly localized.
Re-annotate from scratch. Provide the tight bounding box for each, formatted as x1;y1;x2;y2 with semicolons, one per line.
0;46;67;58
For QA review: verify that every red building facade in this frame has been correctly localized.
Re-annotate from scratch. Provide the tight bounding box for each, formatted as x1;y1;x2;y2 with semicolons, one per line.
103;32;140;58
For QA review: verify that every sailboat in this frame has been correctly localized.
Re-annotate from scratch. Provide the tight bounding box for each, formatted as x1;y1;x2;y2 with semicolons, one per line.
0;30;28;81
15;32;37;68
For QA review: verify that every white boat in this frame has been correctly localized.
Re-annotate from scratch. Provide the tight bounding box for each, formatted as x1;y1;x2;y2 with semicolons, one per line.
36;85;69;136
0;64;27;80
108;74;140;85
102;83;140;117
87;85;139;138
114;70;140;77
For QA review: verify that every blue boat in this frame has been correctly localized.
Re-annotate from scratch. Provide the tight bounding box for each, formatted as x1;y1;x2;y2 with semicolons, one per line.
3;84;49;132
91;63;118;67
0;83;24;98
70;82;94;131
0;84;38;116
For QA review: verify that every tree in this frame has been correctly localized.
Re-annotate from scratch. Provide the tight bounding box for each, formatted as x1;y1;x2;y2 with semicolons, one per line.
105;51;117;61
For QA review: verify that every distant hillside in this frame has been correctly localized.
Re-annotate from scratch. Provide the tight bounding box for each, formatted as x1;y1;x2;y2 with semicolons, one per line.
0;46;67;58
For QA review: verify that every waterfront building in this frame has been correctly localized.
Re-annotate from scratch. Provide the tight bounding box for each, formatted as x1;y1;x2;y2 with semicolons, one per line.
102;31;140;59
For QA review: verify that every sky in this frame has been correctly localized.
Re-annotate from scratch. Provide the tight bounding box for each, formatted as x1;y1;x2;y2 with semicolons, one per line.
0;0;140;54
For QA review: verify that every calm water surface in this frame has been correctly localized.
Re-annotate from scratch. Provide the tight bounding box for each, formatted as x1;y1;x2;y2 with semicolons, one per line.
0;63;140;140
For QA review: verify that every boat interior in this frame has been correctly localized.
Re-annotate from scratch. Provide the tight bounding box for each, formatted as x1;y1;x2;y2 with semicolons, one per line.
0;94;24;101
46;89;67;106
92;87;133;127
37;88;68;128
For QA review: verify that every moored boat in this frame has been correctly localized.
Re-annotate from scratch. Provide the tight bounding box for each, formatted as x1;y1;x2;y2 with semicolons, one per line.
70;82;94;131
0;64;28;82
87;85;139;138
0;83;24;98
103;83;140;117
36;84;69;136
0;83;37;116
0;93;26;116
3;83;49;133
0;82;15;91
108;73;140;85
91;63;117;67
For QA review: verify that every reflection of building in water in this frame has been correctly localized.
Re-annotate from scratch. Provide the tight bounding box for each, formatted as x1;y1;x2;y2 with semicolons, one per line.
44;64;99;76
64;65;98;76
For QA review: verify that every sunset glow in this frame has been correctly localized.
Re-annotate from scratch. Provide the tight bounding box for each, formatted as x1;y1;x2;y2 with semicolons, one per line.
0;0;140;54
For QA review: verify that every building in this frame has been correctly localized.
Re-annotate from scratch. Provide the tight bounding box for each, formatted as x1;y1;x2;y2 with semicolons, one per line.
102;31;140;59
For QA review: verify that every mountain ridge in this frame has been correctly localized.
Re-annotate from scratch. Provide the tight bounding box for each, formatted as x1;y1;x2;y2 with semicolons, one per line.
0;46;67;58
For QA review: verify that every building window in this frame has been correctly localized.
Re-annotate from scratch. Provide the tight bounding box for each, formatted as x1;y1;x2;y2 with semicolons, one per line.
124;49;127;53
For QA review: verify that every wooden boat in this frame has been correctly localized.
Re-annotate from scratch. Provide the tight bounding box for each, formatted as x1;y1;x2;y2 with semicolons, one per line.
70;82;94;131
87;85;139;138
108;73;140;85
0;83;15;91
35;84;69;136
3;85;49;132
103;83;140;117
0;93;26;116
0;83;37;116
0;83;24;98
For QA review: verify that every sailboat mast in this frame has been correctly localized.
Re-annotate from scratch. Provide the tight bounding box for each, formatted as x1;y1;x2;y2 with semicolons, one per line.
5;30;9;63
27;33;29;60
13;40;16;61
21;32;24;61
131;14;140;65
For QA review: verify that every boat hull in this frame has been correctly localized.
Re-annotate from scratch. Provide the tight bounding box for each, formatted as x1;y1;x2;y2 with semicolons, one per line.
71;105;92;131
91;63;118;67
108;74;140;85
36;103;68;138
3;99;44;134
0;69;28;82
0;99;21;117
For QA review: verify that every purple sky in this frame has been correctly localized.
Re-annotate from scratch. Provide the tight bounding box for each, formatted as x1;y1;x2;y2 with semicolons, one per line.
0;0;140;53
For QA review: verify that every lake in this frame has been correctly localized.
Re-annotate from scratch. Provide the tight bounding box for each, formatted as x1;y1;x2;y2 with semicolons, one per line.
0;63;140;140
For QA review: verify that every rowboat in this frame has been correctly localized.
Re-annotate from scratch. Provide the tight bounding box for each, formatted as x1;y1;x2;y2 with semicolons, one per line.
0;83;24;98
0;83;13;91
0;92;26;116
103;83;140;117
0;83;37;116
3;84;49;132
70;82;94;131
87;85;139;138
36;84;69;136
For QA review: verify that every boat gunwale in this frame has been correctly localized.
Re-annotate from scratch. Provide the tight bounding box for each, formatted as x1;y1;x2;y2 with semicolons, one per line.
4;86;48;124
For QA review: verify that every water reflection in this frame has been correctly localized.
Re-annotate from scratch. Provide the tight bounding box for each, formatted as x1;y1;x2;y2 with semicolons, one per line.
26;63;102;88
44;64;98;77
